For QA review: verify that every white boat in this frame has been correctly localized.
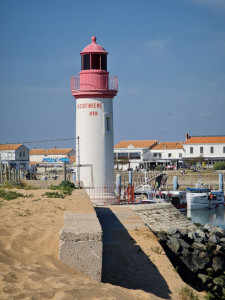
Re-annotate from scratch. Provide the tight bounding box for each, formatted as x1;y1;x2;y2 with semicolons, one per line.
211;190;225;205
168;191;187;211
186;188;218;210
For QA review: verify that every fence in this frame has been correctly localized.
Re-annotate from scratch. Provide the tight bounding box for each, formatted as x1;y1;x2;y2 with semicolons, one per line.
86;185;134;206
0;163;21;184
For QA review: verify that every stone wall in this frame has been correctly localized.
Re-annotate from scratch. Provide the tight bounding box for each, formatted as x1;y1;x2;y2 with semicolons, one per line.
59;211;102;281
131;203;196;232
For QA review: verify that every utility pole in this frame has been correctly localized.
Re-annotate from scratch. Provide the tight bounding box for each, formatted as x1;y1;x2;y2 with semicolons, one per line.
77;136;80;187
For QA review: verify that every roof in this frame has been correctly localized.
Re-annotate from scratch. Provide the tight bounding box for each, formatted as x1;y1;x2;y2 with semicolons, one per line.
81;36;108;54
30;148;74;155
114;140;158;149
184;136;225;144
0;144;23;150
152;142;183;150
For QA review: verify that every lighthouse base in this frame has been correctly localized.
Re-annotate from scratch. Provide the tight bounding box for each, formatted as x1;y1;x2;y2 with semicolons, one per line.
86;187;118;206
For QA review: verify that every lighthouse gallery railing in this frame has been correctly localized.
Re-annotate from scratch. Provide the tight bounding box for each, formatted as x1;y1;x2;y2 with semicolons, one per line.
71;75;118;91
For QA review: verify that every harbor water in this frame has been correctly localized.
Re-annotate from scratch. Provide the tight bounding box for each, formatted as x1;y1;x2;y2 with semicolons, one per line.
184;205;225;229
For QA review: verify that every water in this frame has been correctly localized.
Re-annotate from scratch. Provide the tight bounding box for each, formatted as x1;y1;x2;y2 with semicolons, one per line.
185;205;225;229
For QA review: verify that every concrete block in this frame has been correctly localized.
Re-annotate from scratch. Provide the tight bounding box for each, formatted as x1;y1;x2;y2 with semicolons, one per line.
59;211;102;281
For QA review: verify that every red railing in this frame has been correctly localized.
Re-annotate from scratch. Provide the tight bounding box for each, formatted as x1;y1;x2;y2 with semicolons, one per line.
86;185;134;206
71;75;118;91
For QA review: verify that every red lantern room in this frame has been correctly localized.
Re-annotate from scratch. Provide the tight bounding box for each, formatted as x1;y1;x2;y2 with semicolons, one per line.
71;36;118;98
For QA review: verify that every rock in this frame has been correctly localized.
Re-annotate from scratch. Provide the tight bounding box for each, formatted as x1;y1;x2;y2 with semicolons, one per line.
204;223;213;231
157;231;167;242
213;276;225;286
220;238;225;243
212;256;225;272
179;239;191;249
180;256;198;273
210;226;225;238
199;251;207;258
205;242;217;251
213;245;222;255
194;229;206;243
208;234;220;244
206;267;214;277
192;242;207;251
192;253;210;270
167;241;181;254
181;248;190;257
198;273;209;284
187;231;195;240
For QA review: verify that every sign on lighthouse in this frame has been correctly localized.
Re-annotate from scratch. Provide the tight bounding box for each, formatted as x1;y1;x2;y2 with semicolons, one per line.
71;36;118;201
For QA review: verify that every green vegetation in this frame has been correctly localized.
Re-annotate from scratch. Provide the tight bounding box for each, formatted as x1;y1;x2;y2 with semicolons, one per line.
44;180;76;199
0;189;33;200
213;161;225;170
178;286;199;300
155;165;165;171
194;222;202;227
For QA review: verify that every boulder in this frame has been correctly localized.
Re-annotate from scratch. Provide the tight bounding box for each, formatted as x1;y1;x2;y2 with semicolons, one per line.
180;256;198;273
208;234;220;244
192;242;207;251
179;239;191;250
198;273;209;284
192;253;210;270
156;231;167;242
212;256;225;272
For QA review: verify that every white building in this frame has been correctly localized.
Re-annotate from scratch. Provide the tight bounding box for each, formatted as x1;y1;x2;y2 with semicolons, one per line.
29;148;75;166
183;135;225;166
114;140;158;170
151;142;184;168
0;144;29;170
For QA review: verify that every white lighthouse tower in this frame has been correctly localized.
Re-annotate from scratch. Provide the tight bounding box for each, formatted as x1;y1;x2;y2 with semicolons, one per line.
71;36;118;202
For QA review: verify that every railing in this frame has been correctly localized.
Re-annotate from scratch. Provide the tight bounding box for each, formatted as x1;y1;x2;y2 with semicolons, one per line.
71;75;118;91
86;185;134;206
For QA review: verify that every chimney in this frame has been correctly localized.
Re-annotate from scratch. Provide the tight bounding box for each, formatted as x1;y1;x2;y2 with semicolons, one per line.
185;133;189;140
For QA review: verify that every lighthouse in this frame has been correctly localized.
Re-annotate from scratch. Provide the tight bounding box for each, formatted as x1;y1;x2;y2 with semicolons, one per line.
71;36;118;201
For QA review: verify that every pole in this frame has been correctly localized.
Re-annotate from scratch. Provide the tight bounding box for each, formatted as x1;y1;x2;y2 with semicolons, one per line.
173;176;178;191
63;162;67;181
77;136;80;187
219;174;223;191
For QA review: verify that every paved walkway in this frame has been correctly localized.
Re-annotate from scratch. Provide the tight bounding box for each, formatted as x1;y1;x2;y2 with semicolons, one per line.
95;205;189;300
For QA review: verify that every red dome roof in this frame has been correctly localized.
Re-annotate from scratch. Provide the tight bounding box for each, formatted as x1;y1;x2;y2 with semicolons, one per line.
80;36;108;54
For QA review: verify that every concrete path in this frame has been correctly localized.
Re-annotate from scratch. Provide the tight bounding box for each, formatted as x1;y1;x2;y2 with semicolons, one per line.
95;205;187;300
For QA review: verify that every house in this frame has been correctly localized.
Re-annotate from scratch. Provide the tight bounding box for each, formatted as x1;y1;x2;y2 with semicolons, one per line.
151;142;184;168
183;134;225;167
114;140;158;170
0;144;30;170
29;148;75;166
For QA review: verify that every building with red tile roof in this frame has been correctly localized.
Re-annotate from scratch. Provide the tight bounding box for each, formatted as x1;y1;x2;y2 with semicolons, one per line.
183;134;225;166
0;144;29;170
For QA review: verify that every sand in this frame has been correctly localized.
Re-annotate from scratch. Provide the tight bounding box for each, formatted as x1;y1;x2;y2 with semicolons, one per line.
0;188;203;300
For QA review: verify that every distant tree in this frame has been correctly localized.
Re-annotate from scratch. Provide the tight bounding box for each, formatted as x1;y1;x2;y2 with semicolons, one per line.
213;161;225;170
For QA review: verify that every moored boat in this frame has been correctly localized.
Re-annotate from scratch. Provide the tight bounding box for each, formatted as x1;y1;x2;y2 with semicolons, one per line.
186;188;218;210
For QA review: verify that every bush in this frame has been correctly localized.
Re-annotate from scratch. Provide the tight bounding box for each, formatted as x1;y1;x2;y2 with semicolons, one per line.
49;180;75;196
155;165;165;171
213;161;225;170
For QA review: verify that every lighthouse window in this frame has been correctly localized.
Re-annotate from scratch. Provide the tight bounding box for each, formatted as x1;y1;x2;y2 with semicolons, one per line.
106;116;110;131
82;54;90;70
101;54;107;70
91;54;100;69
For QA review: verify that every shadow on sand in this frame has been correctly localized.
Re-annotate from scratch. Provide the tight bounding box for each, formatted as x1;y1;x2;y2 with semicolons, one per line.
95;207;172;299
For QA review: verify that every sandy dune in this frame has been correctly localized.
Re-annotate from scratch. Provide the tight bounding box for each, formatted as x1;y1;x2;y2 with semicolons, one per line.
0;188;202;299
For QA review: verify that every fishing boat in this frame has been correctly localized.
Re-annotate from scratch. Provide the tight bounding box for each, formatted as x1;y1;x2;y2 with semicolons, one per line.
186;188;218;210
169;191;187;211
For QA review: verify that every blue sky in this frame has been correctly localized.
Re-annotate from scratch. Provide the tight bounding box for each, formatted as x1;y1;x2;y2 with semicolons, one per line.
1;0;225;149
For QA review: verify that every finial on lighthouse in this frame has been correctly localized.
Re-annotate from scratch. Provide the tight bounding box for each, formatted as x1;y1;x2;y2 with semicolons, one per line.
91;36;97;43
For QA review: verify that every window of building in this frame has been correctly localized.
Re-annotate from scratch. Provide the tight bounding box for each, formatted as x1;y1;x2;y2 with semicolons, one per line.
23;151;25;157
223;146;225;153
158;153;162;158
129;152;141;159
82;54;90;70
168;153;172;158
153;153;157;157
104;113;112;135
210;147;214;154
101;54;107;70
91;54;100;69
200;146;203;154
118;153;128;159
179;153;182;158
190;147;193;154
19;151;22;157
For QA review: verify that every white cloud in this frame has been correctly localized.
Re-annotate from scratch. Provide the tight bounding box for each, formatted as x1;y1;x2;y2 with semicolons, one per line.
145;38;174;62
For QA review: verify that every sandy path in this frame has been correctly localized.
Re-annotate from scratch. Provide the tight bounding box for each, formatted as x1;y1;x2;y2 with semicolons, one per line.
0;188;159;300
